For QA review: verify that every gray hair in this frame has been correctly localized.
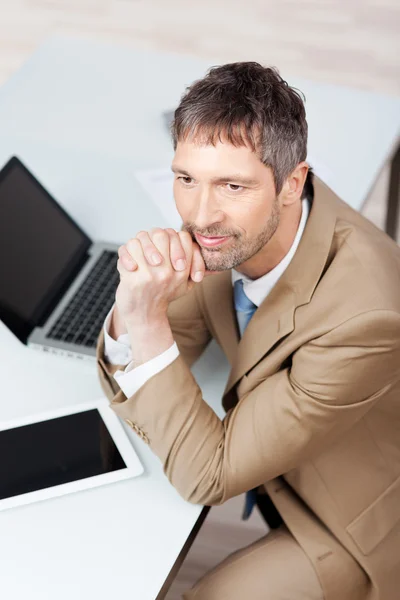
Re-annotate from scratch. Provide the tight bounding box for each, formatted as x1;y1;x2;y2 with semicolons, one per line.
171;62;312;197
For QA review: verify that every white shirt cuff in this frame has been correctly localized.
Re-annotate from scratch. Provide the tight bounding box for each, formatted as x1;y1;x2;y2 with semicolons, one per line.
113;342;180;398
103;304;132;365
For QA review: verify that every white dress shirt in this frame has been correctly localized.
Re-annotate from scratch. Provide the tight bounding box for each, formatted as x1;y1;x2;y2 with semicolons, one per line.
103;198;310;399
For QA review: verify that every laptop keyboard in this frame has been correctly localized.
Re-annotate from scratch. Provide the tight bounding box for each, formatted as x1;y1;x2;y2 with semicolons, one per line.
47;250;119;349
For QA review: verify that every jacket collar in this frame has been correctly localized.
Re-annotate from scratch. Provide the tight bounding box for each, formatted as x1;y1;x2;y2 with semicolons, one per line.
200;176;339;402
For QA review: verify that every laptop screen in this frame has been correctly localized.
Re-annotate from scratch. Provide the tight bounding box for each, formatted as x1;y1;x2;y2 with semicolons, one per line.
0;157;91;342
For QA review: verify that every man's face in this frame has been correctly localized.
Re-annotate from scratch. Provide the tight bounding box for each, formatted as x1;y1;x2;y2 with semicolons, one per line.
172;137;280;272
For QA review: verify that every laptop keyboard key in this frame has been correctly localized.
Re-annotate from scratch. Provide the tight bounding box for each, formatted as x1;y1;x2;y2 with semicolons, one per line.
47;250;119;348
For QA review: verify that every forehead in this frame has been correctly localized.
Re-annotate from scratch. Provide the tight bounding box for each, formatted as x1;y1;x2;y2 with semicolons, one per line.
173;138;269;178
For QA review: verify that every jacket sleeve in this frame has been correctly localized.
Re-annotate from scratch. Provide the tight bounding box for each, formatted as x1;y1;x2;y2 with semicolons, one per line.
108;309;400;505
96;285;212;402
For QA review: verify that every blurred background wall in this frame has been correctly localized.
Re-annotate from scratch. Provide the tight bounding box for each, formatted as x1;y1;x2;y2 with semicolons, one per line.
0;0;399;238
1;0;399;94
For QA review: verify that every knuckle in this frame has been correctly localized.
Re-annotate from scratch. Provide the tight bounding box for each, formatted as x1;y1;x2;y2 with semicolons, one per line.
170;233;182;245
165;227;178;236
155;268;170;283
126;238;140;257
122;255;132;268
142;271;153;284
135;233;150;248
178;230;192;244
126;239;135;251
171;239;185;255
130;238;141;249
193;245;202;259
150;228;168;241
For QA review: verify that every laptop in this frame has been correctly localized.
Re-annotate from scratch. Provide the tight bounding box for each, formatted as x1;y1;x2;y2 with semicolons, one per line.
0;156;121;361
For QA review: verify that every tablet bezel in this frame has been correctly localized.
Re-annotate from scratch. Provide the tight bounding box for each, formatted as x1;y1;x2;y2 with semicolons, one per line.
0;398;144;512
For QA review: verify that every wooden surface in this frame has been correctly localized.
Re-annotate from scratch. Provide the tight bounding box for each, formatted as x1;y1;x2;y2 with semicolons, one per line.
0;1;398;598
0;0;399;95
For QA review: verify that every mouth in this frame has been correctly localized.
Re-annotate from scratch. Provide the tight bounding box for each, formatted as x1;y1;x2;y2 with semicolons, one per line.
195;234;232;248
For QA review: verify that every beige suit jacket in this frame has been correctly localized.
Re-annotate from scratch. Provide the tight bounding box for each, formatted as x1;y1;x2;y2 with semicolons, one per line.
97;177;400;600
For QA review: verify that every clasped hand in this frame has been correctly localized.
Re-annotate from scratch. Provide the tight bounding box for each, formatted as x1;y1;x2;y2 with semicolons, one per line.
116;228;208;326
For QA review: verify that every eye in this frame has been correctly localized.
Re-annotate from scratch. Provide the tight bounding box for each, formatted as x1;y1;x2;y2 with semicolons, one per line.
178;176;194;185
226;183;243;192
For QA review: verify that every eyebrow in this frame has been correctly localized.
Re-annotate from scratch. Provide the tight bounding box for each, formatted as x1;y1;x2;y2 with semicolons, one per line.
171;166;259;186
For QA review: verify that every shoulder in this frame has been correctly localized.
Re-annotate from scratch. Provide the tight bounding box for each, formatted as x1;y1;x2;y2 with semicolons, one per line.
314;212;400;318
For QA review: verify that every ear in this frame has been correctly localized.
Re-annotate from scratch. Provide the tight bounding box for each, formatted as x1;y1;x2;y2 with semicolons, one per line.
280;162;309;207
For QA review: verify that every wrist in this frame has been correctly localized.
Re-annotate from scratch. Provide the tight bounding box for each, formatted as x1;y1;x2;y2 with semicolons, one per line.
109;305;128;339
124;309;169;330
125;315;174;366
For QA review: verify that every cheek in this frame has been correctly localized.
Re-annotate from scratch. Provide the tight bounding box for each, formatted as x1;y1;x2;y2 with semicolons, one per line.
173;184;184;217
228;201;267;237
174;184;191;220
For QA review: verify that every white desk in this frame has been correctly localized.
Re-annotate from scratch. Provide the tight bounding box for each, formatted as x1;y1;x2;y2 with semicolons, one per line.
0;36;399;600
0;320;228;600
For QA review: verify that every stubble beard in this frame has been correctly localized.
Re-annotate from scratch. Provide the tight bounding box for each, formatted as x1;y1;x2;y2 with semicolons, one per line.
185;199;281;272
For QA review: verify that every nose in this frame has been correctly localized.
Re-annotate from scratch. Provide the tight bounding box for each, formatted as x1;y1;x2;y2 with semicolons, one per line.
191;185;224;230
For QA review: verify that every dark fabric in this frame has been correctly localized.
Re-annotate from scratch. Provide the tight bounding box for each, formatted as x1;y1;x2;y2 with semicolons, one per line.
256;491;284;529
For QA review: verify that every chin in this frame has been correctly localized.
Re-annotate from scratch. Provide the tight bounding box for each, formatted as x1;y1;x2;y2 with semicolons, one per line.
200;241;249;272
202;253;237;272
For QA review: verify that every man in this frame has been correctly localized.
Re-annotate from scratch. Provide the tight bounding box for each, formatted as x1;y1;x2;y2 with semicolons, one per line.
96;62;400;599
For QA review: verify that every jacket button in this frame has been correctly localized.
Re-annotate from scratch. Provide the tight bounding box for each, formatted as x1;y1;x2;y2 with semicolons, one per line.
124;419;149;443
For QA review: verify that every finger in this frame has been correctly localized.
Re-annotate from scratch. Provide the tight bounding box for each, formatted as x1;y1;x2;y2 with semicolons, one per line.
134;231;163;266
118;245;138;271
116;257;132;278
177;231;194;272
125;238;150;272
165;228;187;272
148;228;171;265
190;243;206;283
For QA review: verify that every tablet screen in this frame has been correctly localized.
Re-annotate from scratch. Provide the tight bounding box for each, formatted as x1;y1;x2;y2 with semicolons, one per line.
0;409;126;500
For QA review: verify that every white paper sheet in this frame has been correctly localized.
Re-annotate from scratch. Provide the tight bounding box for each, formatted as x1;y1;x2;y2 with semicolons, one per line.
134;167;182;230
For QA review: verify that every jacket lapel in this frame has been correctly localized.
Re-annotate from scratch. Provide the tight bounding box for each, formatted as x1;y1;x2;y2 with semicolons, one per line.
200;270;240;366
203;176;339;404
223;280;297;396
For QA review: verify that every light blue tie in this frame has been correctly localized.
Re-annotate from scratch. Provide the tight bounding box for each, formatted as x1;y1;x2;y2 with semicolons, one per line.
233;279;258;520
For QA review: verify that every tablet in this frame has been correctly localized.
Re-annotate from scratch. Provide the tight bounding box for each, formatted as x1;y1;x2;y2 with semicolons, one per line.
0;399;144;512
